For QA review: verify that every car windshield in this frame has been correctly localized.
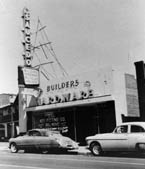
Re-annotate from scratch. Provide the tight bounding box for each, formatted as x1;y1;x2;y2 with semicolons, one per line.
27;129;61;137
44;130;61;137
114;125;128;134
27;130;41;136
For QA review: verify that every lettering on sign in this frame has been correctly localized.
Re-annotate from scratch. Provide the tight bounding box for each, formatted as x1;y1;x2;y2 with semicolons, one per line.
47;80;79;92
22;7;32;67
22;67;39;85
38;89;94;105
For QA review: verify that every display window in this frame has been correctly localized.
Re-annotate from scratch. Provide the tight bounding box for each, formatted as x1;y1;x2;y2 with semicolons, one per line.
32;111;68;134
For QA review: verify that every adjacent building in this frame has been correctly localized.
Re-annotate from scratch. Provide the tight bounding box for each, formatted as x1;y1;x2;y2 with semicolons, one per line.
0;94;18;140
135;61;145;121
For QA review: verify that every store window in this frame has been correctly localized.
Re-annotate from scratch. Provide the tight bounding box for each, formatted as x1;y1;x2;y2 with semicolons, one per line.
32;111;68;134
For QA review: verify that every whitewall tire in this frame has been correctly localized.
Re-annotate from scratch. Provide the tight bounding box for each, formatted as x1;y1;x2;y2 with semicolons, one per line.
90;142;102;156
10;143;18;153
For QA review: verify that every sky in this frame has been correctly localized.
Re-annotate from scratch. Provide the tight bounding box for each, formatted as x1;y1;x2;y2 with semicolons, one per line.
0;0;145;94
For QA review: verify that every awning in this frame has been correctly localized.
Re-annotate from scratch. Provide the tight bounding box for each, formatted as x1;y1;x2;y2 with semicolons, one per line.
26;95;113;112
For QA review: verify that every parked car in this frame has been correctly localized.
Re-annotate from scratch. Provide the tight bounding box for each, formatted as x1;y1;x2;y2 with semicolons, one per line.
86;122;145;156
9;129;79;153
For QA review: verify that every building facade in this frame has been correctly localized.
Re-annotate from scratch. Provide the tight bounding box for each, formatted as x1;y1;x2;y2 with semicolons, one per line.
18;67;139;145
0;94;18;140
135;61;145;121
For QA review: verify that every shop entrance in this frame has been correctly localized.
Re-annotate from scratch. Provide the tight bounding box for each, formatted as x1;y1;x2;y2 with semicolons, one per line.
28;100;116;145
74;101;116;145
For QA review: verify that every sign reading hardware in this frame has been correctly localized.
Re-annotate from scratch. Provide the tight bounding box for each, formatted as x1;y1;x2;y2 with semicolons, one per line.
38;89;94;105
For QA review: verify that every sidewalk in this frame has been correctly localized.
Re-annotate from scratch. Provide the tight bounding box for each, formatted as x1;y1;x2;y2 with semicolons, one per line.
0;142;92;155
0;142;9;150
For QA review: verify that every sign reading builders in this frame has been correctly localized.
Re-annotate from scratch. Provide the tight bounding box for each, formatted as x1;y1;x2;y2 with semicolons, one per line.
18;66;39;87
38;67;113;106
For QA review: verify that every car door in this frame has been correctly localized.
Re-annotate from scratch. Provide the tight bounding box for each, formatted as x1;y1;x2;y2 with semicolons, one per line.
33;131;59;149
18;131;35;149
127;124;145;151
102;125;129;151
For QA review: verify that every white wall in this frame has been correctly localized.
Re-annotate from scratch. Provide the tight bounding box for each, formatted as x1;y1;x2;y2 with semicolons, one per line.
112;69;128;125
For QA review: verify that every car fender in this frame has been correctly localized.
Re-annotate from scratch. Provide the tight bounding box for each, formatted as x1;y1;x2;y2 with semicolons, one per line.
89;140;102;150
136;135;145;144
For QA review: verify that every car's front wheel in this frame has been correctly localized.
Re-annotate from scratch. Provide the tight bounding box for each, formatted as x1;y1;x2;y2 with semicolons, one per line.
90;142;102;156
10;143;18;153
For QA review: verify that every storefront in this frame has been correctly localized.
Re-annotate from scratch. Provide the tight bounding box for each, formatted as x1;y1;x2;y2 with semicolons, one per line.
17;66;139;145
26;101;115;145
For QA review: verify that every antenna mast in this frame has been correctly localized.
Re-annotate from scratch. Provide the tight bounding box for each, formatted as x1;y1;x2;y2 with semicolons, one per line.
32;18;68;79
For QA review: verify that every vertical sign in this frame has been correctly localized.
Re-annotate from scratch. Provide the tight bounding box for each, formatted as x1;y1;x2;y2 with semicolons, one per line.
22;7;32;67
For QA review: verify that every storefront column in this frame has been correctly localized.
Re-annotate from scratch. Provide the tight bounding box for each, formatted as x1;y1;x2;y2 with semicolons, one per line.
4;124;7;138
73;108;77;142
96;106;100;134
19;86;27;133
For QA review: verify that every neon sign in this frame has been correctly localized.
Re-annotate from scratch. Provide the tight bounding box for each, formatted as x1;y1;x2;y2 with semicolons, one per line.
22;7;32;67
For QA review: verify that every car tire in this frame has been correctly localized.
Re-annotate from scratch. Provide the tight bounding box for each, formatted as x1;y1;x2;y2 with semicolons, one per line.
90;142;102;156
136;143;145;152
10;143;18;153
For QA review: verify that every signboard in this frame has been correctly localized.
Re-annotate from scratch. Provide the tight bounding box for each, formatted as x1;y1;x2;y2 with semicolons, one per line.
18;66;39;87
125;74;139;116
37;67;113;106
22;7;32;67
23;67;39;85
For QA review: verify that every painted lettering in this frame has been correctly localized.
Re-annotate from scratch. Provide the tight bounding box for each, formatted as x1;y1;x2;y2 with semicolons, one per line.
62;93;71;102
80;91;89;99
22;7;32;67
46;79;79;92
38;89;94;106
25;59;32;66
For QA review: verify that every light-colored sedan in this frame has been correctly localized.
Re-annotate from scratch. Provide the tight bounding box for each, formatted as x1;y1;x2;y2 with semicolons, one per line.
9;129;79;153
86;122;145;156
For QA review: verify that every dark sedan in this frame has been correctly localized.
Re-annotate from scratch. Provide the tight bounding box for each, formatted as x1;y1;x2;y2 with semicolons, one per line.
9;129;79;153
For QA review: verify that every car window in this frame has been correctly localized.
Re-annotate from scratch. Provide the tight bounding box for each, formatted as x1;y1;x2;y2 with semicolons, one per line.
131;125;145;133
45;131;61;137
28;130;41;136
114;125;128;134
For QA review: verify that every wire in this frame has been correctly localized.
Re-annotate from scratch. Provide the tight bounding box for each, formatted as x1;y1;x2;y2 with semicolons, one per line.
33;52;55;79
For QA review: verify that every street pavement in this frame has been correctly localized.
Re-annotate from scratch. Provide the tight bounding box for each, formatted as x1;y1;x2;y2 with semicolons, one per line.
0;142;9;151
0;147;145;169
0;142;92;155
1;142;145;169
